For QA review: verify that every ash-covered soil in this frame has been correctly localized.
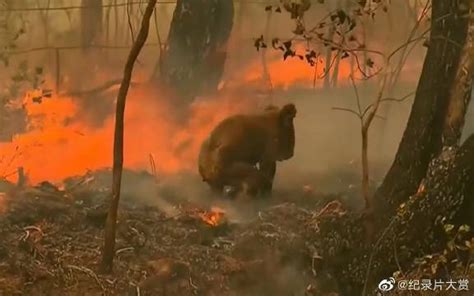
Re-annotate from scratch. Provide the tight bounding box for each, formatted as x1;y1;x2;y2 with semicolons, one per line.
0;168;362;296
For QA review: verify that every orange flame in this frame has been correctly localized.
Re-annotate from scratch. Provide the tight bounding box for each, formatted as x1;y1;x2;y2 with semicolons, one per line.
199;206;226;226
0;49;420;185
0;85;255;184
240;46;355;89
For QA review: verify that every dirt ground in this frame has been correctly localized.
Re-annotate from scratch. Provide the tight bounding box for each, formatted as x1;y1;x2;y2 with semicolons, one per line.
0;169;471;296
0;168;351;296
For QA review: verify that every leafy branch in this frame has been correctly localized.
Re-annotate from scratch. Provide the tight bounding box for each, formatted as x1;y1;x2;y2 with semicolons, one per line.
254;0;431;83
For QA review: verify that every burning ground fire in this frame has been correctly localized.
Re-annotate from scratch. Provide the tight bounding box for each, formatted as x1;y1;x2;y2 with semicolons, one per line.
198;206;226;227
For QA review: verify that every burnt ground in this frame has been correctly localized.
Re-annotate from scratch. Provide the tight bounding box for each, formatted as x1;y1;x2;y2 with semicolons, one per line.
0;169;471;296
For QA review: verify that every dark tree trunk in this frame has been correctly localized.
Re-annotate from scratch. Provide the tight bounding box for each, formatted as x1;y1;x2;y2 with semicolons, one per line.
316;136;474;295
309;1;474;294
373;0;470;224
100;0;156;274
160;0;234;105
81;0;103;48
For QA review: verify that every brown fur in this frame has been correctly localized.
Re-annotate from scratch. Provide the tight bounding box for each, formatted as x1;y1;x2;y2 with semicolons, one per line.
198;103;296;198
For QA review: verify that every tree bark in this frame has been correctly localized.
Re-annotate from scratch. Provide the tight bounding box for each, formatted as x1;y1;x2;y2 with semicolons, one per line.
100;0;156;274
315;135;474;295
373;0;469;224
442;7;474;146
308;2;473;294
160;0;234;105
81;0;103;49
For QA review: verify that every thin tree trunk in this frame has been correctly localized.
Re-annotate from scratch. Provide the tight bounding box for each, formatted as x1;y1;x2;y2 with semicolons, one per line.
149;6;163;82
323;23;335;89
100;0;156;274
114;0;119;46
330;0;344;88
261;9;273;100
331;50;341;87
105;0;112;46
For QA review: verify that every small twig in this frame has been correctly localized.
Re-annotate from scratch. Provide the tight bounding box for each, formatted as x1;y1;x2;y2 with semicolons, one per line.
23;226;44;236
332;107;362;120
361;90;416;118
67;264;105;291
379;91;417;103
127;0;135;44
116;246;135;255
20;230;30;241
189;277;198;290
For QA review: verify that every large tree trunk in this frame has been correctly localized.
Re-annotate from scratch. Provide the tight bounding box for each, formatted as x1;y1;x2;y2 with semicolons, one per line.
373;0;470;224
160;0;234;106
81;0;103;49
316;136;474;295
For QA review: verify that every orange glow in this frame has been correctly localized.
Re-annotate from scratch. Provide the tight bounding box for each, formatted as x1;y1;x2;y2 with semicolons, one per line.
241;47;354;89
0;49;419;185
199;206;225;226
0;85;254;184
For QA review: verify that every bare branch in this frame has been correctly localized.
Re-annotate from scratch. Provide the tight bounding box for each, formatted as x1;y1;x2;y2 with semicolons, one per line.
379;91;416;104
350;74;362;115
332;107;362;120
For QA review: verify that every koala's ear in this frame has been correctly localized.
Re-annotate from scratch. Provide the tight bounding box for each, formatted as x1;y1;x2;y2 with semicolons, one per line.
280;103;297;118
279;103;296;126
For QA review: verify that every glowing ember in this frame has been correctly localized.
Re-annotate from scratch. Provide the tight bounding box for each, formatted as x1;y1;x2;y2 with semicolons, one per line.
416;182;426;194
199;206;226;226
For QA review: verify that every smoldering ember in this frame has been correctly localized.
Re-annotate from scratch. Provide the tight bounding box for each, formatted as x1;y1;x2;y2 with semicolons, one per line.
0;0;473;295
